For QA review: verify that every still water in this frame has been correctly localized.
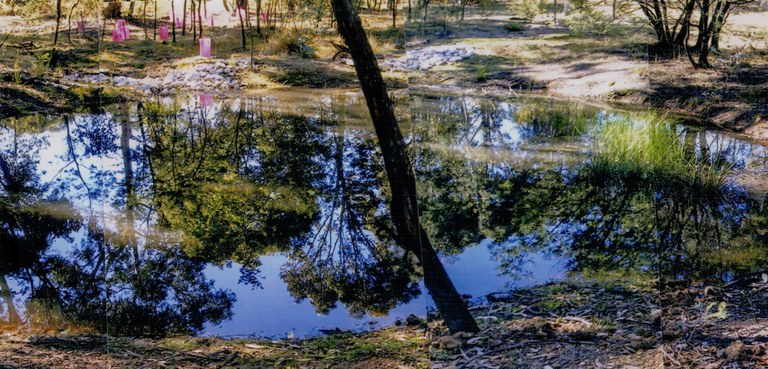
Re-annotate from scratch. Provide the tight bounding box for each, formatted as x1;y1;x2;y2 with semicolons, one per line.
1;89;767;338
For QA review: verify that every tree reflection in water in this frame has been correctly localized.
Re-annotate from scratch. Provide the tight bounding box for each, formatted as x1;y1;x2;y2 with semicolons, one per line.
1;93;767;336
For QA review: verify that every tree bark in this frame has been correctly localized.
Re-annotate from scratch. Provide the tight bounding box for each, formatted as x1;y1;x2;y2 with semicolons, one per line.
0;274;21;324
329;0;479;333
172;0;177;43
183;0;188;35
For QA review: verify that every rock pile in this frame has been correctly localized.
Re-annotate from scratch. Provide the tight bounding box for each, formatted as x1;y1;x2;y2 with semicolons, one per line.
383;46;473;71
63;58;251;95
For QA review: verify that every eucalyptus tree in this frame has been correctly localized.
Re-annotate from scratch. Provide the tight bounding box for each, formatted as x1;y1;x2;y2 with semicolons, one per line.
329;0;480;333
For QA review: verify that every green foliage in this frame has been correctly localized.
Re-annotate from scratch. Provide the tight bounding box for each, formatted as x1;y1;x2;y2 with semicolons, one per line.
475;65;489;82
102;2;121;19
266;67;356;88
591;113;731;189
268;29;316;59
18;0;53;16
510;0;546;22
504;21;524;32
515;101;599;139
565;8;617;35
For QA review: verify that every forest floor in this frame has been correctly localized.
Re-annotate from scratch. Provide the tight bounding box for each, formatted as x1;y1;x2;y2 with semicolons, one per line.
2;8;768;139
407;7;768;141
3;278;767;368
430;278;768;369
0;325;429;369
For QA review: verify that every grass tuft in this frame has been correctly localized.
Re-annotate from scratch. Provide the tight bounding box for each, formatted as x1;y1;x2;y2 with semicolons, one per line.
590;113;732;189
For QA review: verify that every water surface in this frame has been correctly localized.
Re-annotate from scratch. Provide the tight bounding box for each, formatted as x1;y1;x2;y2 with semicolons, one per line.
2;89;767;338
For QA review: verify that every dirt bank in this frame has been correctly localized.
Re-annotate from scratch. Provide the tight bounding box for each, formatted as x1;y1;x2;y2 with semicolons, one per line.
0;325;428;369
406;11;768;140
430;278;768;369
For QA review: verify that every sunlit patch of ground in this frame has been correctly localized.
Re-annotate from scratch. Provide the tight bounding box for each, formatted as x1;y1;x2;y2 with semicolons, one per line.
407;5;768;137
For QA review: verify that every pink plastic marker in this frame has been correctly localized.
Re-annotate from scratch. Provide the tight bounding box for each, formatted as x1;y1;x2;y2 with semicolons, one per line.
77;20;85;35
199;38;212;58
159;25;169;41
117;19;126;29
261;11;270;23
111;29;123;42
122;26;130;40
175;17;182;28
200;94;213;107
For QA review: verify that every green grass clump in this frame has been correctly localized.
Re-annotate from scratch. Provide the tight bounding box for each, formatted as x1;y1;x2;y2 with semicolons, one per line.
504;21;525;32
267;29;316;59
266;67;356;88
515;101;599;138
590;113;731;189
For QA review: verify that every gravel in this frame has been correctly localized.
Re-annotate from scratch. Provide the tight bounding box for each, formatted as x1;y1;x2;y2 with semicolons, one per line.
382;46;474;71
63;58;252;95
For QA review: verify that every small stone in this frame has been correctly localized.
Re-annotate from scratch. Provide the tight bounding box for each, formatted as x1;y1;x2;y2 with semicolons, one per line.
725;340;744;361
434;335;461;350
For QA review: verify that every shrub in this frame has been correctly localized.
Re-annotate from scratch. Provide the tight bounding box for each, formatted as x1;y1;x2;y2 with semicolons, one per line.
565;8;616;35
102;2;121;20
268;30;315;59
510;0;546;22
504;21;524;32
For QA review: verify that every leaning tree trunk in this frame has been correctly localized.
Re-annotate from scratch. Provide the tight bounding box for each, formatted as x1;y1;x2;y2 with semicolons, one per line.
66;0;80;45
329;0;479;334
0;274;21;324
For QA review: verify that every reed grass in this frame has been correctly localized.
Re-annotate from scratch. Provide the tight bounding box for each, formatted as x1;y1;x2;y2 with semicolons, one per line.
590;112;731;189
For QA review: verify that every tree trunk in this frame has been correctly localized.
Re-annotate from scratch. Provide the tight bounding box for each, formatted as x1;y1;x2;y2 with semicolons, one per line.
0;274;21;324
172;0;177;42
392;0;397;27
66;0;80;45
192;0;197;40
143;0;148;39
154;0;157;40
120;108;140;275
198;0;203;38
256;0;262;34
53;0;62;46
238;4;247;49
183;0;188;35
329;0;480;334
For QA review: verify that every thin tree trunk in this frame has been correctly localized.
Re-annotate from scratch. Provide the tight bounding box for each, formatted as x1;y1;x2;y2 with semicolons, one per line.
198;0;203;37
256;0;262;34
0;274;21;324
120;108;140;275
329;0;479;334
182;0;188;35
238;3;246;49
392;0;397;27
189;0;197;42
172;0;177;42
53;0;62;46
143;0;148;39
67;0;80;45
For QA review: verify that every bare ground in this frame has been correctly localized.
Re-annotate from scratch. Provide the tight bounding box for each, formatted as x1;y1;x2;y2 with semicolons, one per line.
0;326;429;369
407;10;768;140
429;278;768;369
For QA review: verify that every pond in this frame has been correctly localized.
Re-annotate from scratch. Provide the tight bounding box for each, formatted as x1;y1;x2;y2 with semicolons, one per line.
1;89;767;338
